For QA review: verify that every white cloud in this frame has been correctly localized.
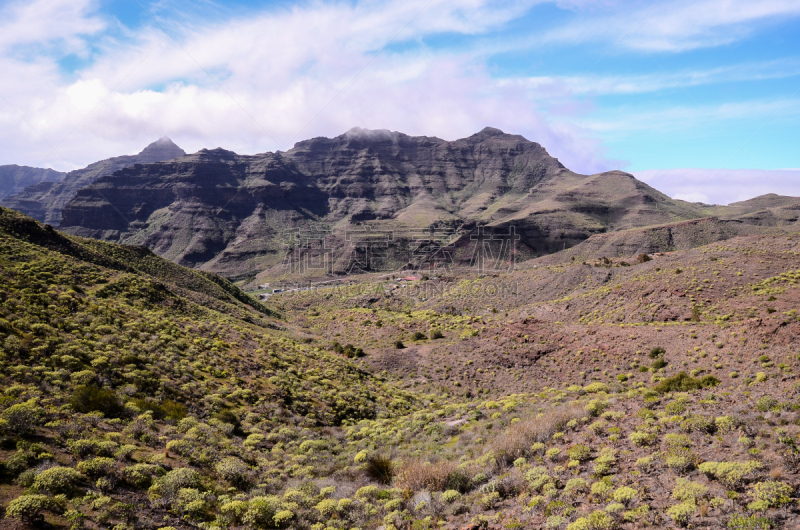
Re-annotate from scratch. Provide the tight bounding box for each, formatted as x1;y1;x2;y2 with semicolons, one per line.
0;0;106;54
503;58;800;96
543;0;800;52
0;0;618;175
635;168;800;205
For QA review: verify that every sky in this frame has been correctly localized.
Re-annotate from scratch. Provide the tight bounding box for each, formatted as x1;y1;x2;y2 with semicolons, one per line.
0;0;799;204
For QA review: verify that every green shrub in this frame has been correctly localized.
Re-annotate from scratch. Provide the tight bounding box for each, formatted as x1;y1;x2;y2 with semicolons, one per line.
715;416;736;433
395;340;405;349
70;386;125;418
654;372;719;393
32;466;84;494
564;478;588;494
672;478;707;503
698;461;763;490
129;399;187;421
4;494;56;525
667;501;696;527
0;398;44;434
123;463;165;488
242;496;281;528
431;329;444;339
612;486;637;506
747;481;792;511
566;510;615;530
592;448;616;477
215;457;251;488
149;468;201;501
567;444;591;462
583;383;609;394
727;514;774;529
649;347;666;358
755;397;778;412
411;331;427;341
356;485;380;499
220;500;249;525
440;489;461;503
77;457;115;477
629;430;657;447
681;414;716;433
651;358;668;370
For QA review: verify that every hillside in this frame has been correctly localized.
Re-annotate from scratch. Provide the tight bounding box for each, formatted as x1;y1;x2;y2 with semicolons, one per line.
1;210;799;529
0;166;65;201
1;138;185;226
57;128;713;279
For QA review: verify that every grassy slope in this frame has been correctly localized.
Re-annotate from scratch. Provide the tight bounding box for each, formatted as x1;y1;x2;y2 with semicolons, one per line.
1;206;799;529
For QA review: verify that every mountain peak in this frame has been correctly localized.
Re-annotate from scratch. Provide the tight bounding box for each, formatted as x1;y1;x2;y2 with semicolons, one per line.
139;137;186;161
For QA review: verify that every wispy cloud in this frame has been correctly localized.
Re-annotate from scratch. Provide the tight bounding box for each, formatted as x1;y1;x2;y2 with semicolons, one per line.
636;168;800;205
502;58;800;96
543;0;800;52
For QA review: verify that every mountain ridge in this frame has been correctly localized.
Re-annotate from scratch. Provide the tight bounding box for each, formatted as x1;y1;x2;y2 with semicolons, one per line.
57;128;714;278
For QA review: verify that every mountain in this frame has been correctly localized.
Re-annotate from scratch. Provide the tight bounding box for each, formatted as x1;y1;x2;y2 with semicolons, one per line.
0;165;65;199
1;137;185;225
58;127;713;278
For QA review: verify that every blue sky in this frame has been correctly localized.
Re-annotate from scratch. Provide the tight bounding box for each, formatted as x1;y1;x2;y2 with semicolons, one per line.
1;0;799;203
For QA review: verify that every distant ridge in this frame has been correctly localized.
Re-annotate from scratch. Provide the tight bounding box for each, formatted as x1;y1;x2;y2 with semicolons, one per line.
0;165;65;200
0;138;185;225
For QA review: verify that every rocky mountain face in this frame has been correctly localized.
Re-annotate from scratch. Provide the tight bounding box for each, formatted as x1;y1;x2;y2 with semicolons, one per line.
1;137;185;225
0;165;65;200
55;128;799;279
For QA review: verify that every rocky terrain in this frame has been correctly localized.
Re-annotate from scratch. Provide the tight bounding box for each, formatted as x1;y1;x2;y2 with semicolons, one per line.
1;138;185;226
0;166;65;201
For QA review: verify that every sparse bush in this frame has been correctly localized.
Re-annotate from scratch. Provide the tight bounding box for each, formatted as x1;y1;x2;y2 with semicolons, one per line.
77;457;115;477
746;481;792;511
567;444;591;462
698;461;763;490
654;372;719;393
411;331;427;341
629;430;657;447
4;494;56;525
440;489;462;503
242;496;281;528
123;463;165;489
592;447;616;477
649;347;665;359
395;460;469;492
364;454;394;485
566;509;616;530
33;466;84;494
215;457;251;488
431;329;444;339
667;501;696;527
70;386;125;418
672;478;708;503
727;514;775;529
613;486;637;506
149;468;201;502
492;403;584;464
